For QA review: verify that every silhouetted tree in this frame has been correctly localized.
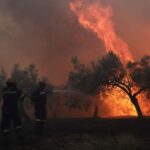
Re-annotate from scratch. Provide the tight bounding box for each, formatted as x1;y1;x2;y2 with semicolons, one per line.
68;57;94;93
11;64;39;95
0;64;53;121
0;68;7;91
11;64;53;121
0;69;7;103
68;52;150;119
68;57;103;118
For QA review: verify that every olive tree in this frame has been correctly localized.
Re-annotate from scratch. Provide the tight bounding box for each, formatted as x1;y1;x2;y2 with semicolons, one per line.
68;52;150;119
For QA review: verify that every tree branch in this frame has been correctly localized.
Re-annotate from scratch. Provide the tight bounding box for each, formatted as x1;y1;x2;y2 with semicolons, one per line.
109;80;131;95
133;87;147;97
116;81;131;93
112;83;130;95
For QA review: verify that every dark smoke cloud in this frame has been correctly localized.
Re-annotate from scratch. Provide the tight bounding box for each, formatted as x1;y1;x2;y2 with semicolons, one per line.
0;0;149;85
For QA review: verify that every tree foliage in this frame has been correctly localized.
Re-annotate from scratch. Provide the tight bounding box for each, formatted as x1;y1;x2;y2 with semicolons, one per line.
68;56;94;94
11;63;53;96
11;64;39;95
127;56;150;97
0;68;7;91
68;52;126;94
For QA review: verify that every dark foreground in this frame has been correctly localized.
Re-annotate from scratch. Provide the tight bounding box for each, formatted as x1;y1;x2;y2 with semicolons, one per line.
0;117;150;150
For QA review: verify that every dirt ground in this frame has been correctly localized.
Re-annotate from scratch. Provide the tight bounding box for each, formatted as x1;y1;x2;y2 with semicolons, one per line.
0;133;150;150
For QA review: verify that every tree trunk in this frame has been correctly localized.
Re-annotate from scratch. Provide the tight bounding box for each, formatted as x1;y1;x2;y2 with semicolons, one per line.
130;96;143;119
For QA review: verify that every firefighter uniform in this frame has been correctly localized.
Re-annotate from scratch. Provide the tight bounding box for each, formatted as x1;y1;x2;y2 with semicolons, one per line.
1;79;23;135
31;82;49;134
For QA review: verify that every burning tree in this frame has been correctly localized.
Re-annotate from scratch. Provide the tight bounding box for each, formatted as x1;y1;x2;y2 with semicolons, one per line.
68;52;150;119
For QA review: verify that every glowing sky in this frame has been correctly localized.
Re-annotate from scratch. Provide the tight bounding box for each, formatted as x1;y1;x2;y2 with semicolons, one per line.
0;0;149;85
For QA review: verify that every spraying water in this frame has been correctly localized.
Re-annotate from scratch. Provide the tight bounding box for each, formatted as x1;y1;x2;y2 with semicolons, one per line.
22;89;93;119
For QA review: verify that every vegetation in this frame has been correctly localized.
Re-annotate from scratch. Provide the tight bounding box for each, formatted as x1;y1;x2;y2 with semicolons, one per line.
11;64;52;95
68;52;150;118
0;64;53;121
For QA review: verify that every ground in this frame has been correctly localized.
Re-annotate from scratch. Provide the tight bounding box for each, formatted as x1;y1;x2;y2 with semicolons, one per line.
0;118;150;150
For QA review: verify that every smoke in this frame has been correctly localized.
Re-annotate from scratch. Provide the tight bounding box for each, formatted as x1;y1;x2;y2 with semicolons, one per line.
0;0;105;85
0;0;149;84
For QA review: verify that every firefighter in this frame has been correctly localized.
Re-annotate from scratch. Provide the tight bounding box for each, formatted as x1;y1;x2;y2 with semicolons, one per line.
1;78;24;135
31;81;52;134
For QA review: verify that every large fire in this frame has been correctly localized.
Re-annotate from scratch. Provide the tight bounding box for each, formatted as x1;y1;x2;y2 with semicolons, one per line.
69;0;133;63
69;0;150;117
99;87;150;117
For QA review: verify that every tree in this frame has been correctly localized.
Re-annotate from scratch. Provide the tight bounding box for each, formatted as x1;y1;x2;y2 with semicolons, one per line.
11;64;39;121
126;56;150;117
0;64;53;120
68;52;150;119
68;57;104;118
0;68;7;91
99;52;142;118
11;64;39;95
0;69;7;103
11;64;53;121
68;57;94;93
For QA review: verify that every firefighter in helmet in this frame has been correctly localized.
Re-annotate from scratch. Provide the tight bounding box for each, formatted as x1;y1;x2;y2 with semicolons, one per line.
31;81;52;134
1;78;24;135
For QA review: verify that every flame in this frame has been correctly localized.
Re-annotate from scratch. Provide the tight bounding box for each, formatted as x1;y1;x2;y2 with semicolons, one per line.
69;0;133;63
99;87;150;118
99;88;137;117
69;0;150;117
